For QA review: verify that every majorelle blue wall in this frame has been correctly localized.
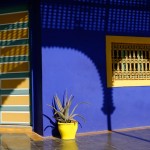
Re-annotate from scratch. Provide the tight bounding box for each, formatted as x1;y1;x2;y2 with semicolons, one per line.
41;0;150;136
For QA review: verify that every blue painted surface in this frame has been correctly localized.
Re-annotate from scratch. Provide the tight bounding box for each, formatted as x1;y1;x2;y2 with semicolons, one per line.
42;47;106;136
112;87;150;129
40;0;150;136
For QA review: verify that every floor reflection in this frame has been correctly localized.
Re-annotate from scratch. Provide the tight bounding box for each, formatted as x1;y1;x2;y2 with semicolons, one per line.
0;128;150;150
1;134;31;150
47;139;78;150
60;140;78;150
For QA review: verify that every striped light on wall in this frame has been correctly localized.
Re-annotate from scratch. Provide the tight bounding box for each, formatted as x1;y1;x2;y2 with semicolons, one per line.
0;7;30;125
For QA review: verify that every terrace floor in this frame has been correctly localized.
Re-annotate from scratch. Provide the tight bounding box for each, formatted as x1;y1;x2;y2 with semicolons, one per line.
0;126;150;150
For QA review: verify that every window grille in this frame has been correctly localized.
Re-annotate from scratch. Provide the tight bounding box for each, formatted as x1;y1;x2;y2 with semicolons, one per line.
106;36;150;87
112;43;150;81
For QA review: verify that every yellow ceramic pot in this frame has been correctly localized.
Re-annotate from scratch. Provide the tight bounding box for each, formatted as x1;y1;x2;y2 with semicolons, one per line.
58;122;78;140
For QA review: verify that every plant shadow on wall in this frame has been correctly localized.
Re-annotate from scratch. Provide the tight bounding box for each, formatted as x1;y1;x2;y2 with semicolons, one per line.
43;114;60;138
44;91;87;138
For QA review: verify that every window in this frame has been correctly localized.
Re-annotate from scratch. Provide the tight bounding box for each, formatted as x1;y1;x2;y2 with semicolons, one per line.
106;36;150;87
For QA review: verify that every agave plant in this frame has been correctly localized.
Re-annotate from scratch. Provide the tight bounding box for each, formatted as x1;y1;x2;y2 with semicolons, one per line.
48;92;86;123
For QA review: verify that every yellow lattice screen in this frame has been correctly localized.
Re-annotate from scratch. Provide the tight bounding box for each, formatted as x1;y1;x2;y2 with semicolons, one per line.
112;43;150;81
106;36;150;87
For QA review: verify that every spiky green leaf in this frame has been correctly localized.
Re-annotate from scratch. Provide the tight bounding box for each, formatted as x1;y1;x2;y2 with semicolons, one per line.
69;114;86;122
54;95;64;113
47;104;66;120
48;92;87;123
70;102;88;117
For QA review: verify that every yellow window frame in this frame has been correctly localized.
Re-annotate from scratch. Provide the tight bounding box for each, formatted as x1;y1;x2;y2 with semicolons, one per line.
106;35;150;87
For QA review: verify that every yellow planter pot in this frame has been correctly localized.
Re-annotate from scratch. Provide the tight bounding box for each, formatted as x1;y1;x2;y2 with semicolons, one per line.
58;122;78;140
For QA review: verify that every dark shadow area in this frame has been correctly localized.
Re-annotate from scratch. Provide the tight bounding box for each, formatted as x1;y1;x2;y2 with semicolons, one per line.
43;97;60;138
29;0;43;135
113;131;150;143
43;114;60;138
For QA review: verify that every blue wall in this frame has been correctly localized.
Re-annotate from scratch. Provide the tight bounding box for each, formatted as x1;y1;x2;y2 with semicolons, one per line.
112;87;150;129
41;0;150;136
42;47;107;136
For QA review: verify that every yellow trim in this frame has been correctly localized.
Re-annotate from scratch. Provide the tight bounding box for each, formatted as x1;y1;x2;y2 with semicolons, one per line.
1;62;29;73
106;35;150;87
113;80;150;87
0;28;28;40
1;45;29;56
0;12;28;24
1;112;30;123
1;78;29;89
0;125;32;133
1;96;29;106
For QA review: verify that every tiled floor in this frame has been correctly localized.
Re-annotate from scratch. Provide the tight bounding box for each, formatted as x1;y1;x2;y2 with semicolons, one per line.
1;128;150;150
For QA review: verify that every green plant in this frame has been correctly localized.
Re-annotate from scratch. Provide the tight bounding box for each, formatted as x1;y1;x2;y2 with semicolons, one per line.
48;92;86;123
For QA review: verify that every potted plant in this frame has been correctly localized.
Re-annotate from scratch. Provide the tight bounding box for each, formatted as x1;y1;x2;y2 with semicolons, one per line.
48;91;86;140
